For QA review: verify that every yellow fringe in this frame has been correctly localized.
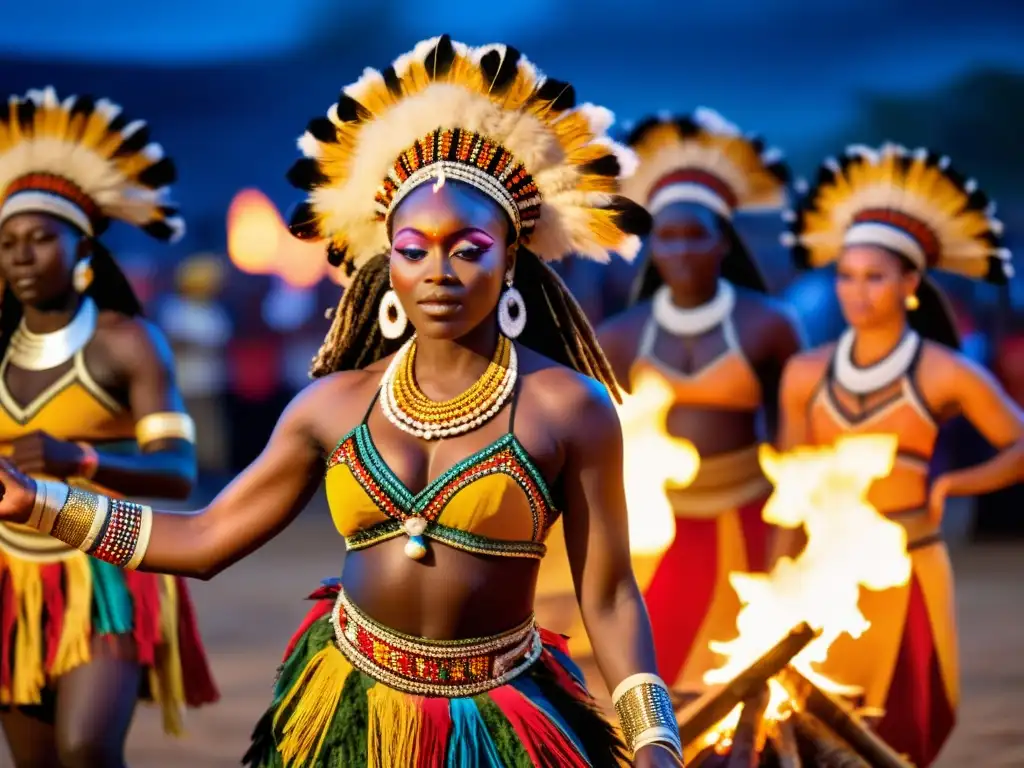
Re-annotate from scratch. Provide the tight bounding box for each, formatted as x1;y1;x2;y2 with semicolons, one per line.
50;554;93;677
4;557;45;704
366;684;422;768
148;574;186;736
274;644;352;768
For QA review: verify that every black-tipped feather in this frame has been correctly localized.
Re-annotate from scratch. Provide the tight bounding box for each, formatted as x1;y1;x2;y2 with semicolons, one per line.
113;125;151;157
581;154;621;178
286;158;328;191
479;46;521;93
326;243;347;267
136;158;176;188
623;115;663;147
424;34;455;78
306;117;338;144
674;116;700;137
607;196;652;237
288;201;321;240
533;78;575;110
381;66;403;97
335;93;371;124
15;100;36;131
142;220;175;242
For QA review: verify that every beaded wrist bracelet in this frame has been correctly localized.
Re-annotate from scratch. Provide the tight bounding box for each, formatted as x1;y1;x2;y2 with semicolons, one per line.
612;673;683;760
29;480;153;570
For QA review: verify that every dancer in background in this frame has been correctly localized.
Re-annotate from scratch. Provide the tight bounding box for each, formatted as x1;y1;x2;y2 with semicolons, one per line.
598;110;802;692
777;144;1023;766
0;39;683;767
0;88;218;767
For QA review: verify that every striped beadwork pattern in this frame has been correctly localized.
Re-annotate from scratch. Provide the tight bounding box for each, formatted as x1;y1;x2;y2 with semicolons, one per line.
327;425;557;558
88;499;145;567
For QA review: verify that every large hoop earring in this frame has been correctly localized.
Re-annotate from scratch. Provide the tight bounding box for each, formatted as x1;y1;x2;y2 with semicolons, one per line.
498;272;526;339
72;257;94;293
378;289;408;339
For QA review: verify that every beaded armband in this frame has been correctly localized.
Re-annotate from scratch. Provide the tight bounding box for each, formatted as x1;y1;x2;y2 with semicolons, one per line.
28;480;153;570
612;673;683;760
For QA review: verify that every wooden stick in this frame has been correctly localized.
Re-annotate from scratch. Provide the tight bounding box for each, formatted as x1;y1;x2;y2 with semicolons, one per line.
792;712;870;768
725;685;770;768
769;719;802;768
677;622;818;745
686;743;726;768
779;667;914;768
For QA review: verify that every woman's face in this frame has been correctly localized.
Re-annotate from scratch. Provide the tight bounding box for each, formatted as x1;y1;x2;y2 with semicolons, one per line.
0;212;81;307
388;180;512;340
649;202;728;291
835;245;919;329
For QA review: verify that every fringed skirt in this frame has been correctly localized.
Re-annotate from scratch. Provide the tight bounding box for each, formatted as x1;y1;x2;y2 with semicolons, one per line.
244;581;628;768
641;446;773;691
0;542;219;734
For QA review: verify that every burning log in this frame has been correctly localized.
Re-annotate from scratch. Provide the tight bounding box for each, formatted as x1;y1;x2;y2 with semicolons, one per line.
779;667;914;768
725;684;769;768
768;719;801;768
677;622;817;744
792;712;870;768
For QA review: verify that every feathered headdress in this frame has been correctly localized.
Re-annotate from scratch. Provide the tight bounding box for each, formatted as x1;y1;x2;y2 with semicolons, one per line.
620;109;790;218
286;35;650;278
784;144;1012;282
0;87;183;242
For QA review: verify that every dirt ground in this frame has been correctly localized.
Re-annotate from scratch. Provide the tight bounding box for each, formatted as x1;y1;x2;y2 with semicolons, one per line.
1;504;1021;767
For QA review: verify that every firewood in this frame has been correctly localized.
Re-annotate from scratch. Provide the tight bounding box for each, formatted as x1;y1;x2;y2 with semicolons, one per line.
769;719;802;768
792;712;871;768
677;623;818;745
686;743;727;767
779;667;914;768
726;684;770;768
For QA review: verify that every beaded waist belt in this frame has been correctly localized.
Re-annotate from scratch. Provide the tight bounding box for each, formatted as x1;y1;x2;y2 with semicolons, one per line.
666;444;772;517
330;589;542;697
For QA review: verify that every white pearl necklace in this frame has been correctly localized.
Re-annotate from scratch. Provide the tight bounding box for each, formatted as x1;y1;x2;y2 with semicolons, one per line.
834;328;921;395
652;280;735;337
7;297;98;371
379;335;519;440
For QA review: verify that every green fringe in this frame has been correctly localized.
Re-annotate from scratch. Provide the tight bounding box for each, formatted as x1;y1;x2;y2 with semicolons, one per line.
475;693;535;768
88;558;133;635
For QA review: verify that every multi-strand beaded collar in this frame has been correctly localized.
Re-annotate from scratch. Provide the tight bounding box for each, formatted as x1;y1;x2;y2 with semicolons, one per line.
379;334;518;440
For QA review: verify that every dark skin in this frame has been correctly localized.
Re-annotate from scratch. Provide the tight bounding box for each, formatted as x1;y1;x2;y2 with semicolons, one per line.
771;245;1024;562
0;212;196;768
0;182;675;765
599;202;802;456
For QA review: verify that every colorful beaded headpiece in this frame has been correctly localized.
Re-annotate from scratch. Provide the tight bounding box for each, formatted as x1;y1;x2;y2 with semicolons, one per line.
0;87;183;241
287;34;650;278
620;109;790;219
784;144;1012;282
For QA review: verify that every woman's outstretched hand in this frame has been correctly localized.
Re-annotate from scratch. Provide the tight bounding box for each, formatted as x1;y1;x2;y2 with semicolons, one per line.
0;458;37;524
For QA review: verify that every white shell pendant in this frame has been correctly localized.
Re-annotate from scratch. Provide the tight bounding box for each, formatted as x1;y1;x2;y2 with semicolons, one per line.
403;517;428;560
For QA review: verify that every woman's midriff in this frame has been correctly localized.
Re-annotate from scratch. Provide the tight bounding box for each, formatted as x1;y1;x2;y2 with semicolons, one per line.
339;537;541;639
868;464;930;515
665;405;759;457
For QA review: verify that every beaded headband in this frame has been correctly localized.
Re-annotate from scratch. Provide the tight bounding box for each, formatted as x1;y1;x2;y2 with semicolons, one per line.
286;35;650;280
783;144;1012;282
620;109;790;220
0;87;183;241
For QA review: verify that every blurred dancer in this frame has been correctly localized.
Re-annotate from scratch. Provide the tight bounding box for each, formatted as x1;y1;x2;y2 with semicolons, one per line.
598;111;802;691
0;88;218;767
0;39;683;767
777;144;1023;766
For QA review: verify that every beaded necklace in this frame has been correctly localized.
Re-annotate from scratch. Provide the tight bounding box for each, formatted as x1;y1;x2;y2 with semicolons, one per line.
380;334;518;440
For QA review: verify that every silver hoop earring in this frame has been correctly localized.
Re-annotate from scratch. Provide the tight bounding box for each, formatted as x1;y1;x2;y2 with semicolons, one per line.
498;275;526;339
378;289;408;339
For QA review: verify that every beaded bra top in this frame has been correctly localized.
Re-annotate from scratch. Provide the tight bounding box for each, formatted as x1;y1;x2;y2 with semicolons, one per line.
325;386;559;559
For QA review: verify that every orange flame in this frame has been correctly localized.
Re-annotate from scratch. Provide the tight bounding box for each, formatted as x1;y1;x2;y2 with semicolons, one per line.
696;433;911;747
616;367;701;560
